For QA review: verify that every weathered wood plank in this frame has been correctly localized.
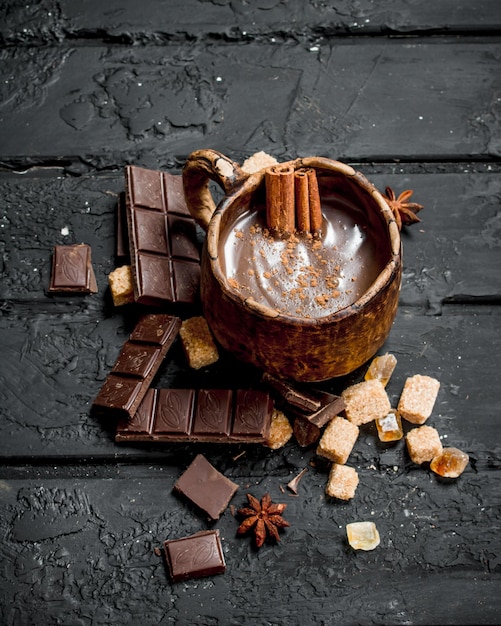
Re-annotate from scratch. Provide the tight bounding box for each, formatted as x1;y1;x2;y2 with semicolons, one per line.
1;170;499;307
2;300;498;459
1;41;500;167
2;0;501;44
370;171;501;310
0;465;499;625
0;169;499;460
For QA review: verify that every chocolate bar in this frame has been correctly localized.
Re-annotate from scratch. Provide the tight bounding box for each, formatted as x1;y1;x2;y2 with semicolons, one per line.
48;244;98;294
125;165;201;306
163;530;226;582
173;454;239;520
92;313;181;419
115;388;273;444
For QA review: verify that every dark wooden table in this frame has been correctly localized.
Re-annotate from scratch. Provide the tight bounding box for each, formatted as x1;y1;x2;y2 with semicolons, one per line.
1;2;500;624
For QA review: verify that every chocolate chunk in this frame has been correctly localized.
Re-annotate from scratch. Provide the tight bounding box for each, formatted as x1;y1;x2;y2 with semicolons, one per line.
115;388;273;444
173;454;239;521
48;244;98;294
92;313;181;419
298;391;346;428
125;165;200;305
262;373;346;428
262;372;322;413
293;416;321;447
163;530;226;583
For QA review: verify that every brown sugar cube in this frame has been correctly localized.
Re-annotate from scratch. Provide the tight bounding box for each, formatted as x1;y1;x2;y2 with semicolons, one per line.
265;408;293;449
108;264;135;306
364;352;397;387
179;316;219;369
325;464;359;501
241;151;278;174
316;416;359;464
398;374;440;424
430;447;469;478
342;379;391;426
406;425;443;465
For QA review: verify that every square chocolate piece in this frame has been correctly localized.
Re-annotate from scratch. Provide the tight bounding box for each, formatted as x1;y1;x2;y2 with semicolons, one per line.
192;390;233;437
164;530;226;583
232;390;273;439
154;389;195;435
173;453;239;521
49;244;97;294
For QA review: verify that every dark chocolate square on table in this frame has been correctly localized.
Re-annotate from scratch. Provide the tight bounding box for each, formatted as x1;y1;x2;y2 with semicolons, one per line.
173;453;239;521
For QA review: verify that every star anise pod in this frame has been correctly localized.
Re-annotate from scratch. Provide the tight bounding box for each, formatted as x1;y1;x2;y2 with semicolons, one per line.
236;493;290;548
383;186;424;231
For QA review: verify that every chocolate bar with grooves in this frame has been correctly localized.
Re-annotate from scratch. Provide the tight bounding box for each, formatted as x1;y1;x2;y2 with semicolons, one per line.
115;388;273;444
163;530;226;583
92;313;181;419
125;165;201;306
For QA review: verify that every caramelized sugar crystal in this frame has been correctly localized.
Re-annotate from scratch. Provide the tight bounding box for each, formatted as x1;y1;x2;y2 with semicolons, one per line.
364;353;397;388
430;447;469;478
346;521;380;551
375;409;403;442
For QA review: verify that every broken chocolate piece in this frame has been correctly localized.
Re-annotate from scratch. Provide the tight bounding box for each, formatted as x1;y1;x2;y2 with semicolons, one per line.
293;416;321;448
262;373;345;427
164;530;226;582
262;372;322;413
115;388;273;444
48;244;97;294
297;391;346;428
287;467;308;494
92;313;181;419
125;165;200;306
173;454;239;520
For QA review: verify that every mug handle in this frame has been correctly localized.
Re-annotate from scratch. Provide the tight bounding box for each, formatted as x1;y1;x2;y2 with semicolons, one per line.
182;149;249;230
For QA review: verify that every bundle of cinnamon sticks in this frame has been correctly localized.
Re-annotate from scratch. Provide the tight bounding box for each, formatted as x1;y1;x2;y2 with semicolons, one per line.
265;165;322;235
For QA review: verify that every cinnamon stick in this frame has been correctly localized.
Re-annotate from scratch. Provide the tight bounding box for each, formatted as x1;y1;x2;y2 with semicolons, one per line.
265;166;281;232
294;169;310;233
307;168;322;234
265;165;295;234
266;165;322;235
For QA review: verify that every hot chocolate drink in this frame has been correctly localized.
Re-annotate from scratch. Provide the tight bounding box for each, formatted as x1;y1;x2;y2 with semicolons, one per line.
219;189;390;319
183;150;401;380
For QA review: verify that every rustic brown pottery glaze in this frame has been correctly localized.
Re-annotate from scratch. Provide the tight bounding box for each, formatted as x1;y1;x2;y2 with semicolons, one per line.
183;149;402;382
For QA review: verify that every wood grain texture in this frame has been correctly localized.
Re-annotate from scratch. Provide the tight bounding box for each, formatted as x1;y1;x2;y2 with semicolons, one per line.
0;466;499;625
2;0;501;43
1;41;500;167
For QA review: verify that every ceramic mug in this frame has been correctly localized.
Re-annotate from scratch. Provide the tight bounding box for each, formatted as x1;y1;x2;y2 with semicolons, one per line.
183;149;401;382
